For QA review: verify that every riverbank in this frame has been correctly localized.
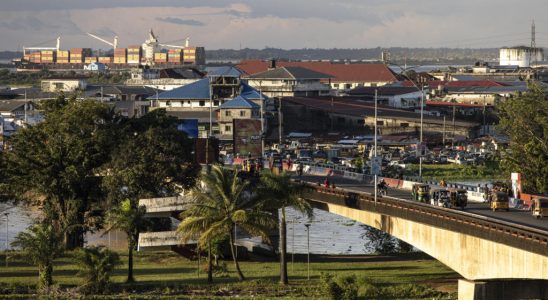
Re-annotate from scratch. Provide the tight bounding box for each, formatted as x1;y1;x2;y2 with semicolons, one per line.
0;251;459;299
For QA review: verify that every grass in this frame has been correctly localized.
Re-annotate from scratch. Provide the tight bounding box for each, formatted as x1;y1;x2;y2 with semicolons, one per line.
0;251;459;299
403;162;503;182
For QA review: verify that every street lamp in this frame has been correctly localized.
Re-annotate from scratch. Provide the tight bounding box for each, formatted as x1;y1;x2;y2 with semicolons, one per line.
4;213;8;251
419;85;424;178
374;89;378;205
304;223;310;280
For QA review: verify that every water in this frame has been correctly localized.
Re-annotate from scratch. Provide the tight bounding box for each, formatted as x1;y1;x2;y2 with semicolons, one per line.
284;206;370;255
2;203;372;255
0;203;38;251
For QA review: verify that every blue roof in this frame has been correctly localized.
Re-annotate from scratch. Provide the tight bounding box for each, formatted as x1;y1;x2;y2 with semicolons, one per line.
205;66;242;77
219;95;260;109
240;82;268;100
148;78;210;100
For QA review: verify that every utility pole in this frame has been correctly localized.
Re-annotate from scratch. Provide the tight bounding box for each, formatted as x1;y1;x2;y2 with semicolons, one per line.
305;223;310;280
442;115;446;145
278;98;282;148
452;104;456;149
419;85;424;178
260;83;265;157
374;89;378;205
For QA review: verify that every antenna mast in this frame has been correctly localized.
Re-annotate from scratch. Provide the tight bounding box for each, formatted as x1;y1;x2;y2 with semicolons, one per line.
531;20;536;49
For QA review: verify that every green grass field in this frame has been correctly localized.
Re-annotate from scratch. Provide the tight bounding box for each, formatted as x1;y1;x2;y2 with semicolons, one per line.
0;251;459;299
403;162;503;182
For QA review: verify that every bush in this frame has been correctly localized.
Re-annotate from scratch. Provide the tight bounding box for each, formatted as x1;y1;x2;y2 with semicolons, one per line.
74;246;121;294
320;273;358;300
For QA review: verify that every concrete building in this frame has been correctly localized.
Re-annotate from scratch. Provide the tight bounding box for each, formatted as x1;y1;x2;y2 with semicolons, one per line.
238;60;398;91
282;97;479;139
246;66;331;98
218;95;261;139
346;86;424;108
125;67;204;91
149;74;268;138
499;46;544;67
41;77;87;92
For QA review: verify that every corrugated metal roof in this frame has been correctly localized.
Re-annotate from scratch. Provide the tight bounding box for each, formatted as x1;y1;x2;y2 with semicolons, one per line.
249;66;332;80
205;66;242;77
240;82;268;100
347;86;420;96
219;95;260;109
150;78;210;100
238;60;397;83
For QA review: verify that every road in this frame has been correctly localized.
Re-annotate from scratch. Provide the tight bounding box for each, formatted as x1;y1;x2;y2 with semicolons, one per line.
298;175;548;232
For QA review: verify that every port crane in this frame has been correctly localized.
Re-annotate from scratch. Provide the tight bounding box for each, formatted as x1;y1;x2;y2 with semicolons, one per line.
23;37;61;55
86;33;119;50
159;37;190;49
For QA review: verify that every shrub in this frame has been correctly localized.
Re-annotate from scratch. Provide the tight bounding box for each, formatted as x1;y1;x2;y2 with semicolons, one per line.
74;246;121;294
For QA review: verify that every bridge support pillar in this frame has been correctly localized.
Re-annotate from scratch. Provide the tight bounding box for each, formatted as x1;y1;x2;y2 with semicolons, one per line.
458;279;548;300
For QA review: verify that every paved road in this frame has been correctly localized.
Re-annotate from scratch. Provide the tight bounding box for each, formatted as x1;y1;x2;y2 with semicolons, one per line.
298;175;548;232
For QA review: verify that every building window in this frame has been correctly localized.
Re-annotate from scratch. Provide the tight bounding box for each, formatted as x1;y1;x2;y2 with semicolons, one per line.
334;83;339;88
180;101;184;106
166;100;171;107
225;111;231;116
240;110;246;117
214;100;219;106
357;119;365;125
225;125;232;132
400;122;409;128
199;100;205;107
187;101;191;104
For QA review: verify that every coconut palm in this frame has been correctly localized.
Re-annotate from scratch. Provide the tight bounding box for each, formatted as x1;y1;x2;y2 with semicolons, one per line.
11;223;64;289
177;165;276;281
258;170;313;285
104;199;148;283
74;246;121;294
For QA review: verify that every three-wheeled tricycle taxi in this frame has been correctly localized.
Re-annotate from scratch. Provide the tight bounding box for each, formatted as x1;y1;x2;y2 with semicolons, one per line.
449;188;468;210
412;184;430;203
489;191;509;211
430;188;450;207
531;198;548;219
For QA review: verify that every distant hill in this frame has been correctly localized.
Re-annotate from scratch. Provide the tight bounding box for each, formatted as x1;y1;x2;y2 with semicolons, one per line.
0;47;502;64
0;51;22;60
205;47;500;64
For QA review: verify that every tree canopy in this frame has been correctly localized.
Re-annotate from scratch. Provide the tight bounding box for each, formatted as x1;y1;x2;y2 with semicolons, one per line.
498;83;547;193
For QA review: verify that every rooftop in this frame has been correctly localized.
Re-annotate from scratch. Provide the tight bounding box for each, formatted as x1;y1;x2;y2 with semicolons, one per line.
219;95;260;109
238;60;398;83
248;66;332;80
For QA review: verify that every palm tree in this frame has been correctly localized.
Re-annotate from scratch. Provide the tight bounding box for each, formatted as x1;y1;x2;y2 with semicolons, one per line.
258;170;313;285
104;199;148;283
177;165;276;281
74;246;121;294
11;223;64;289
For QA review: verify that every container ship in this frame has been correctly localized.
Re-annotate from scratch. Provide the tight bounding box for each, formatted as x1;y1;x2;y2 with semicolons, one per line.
13;30;206;71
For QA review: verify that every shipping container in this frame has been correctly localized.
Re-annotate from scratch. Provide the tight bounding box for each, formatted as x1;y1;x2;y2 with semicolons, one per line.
98;57;113;63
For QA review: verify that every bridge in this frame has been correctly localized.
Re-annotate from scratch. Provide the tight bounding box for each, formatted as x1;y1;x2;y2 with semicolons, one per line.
137;173;547;300
299;175;547;300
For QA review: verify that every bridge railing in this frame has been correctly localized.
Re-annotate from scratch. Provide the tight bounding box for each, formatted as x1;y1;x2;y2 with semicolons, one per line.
301;182;548;256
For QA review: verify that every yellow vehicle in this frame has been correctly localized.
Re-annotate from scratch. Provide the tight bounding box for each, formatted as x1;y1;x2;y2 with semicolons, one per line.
449;189;468;210
490;192;509;211
531;198;548;219
412;184;430;203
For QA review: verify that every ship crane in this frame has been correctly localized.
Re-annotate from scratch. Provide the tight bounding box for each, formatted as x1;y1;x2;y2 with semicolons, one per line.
159;37;190;49
87;33;119;50
23;37;61;56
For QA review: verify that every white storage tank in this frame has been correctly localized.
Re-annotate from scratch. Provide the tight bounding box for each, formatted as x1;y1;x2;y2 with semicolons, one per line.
499;46;544;67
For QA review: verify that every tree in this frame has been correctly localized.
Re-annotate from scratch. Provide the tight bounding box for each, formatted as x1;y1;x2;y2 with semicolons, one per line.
102;109;199;282
177;165;276;281
5;97;118;249
74;246;121;294
497;83;547;193
258;170;312;285
104;199;148;283
11;223;64;289
360;225;396;254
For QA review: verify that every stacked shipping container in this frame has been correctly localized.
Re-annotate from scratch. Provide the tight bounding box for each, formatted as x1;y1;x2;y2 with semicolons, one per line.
57;50;69;63
127;45;141;64
168;49;182;64
98;56;113;64
154;52;167;63
29;51;41;63
40;50;56;64
70;48;91;63
84;57;98;63
114;48;127;64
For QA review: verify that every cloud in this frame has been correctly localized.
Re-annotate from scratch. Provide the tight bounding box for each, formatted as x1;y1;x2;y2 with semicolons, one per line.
156;17;205;26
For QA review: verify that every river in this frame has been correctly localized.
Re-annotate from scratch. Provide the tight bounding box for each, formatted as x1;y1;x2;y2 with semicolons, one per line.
0;204;372;254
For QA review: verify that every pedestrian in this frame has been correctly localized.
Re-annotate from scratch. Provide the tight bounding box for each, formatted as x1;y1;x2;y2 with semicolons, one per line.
324;177;330;188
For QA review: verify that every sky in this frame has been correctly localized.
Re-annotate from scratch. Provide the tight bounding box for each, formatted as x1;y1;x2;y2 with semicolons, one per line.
0;0;547;51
